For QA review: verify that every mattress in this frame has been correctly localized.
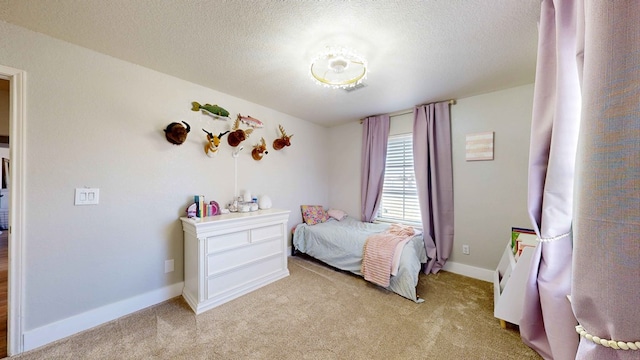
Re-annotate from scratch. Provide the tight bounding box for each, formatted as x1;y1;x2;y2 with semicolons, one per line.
293;216;427;302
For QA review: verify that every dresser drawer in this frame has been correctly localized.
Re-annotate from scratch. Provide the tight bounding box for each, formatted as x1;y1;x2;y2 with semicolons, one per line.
207;237;282;276
251;224;283;242
206;230;250;253
206;255;283;299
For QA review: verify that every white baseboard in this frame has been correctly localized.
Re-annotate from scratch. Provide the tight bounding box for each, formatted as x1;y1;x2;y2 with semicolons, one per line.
23;282;184;352
442;261;494;282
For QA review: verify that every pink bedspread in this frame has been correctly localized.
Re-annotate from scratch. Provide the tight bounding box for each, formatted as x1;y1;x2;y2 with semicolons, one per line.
361;224;417;287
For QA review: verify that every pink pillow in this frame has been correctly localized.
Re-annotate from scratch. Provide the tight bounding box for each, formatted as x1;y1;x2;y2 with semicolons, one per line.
301;205;328;225
327;209;346;221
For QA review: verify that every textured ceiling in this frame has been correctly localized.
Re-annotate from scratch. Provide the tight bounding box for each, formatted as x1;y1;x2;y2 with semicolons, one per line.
0;0;540;127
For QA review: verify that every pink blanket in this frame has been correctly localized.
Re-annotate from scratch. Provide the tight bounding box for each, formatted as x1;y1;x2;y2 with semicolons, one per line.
361;224;416;287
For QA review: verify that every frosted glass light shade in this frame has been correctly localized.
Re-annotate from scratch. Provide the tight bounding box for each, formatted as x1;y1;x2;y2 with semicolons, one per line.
310;47;368;89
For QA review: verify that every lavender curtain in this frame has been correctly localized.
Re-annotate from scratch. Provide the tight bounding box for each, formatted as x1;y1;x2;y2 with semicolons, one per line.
520;0;581;358
413;102;453;274
572;1;640;359
361;115;390;222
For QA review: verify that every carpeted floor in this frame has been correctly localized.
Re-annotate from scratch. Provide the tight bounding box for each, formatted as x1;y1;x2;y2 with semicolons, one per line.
9;256;541;359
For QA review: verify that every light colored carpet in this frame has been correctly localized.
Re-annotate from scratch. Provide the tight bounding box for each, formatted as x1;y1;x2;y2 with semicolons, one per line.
9;256;541;359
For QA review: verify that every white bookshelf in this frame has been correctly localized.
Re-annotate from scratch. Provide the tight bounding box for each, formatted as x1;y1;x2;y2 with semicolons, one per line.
493;241;536;328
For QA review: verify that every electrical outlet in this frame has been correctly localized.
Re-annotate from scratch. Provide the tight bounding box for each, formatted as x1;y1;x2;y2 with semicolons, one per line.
462;245;470;255
165;259;174;273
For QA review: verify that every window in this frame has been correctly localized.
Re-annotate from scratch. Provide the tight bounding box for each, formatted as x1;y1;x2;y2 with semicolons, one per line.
378;134;421;225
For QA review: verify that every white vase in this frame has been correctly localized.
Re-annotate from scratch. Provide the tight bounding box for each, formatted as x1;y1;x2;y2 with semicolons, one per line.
243;191;252;203
258;195;272;209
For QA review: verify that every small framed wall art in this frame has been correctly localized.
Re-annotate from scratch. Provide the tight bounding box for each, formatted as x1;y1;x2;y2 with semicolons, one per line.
465;131;494;161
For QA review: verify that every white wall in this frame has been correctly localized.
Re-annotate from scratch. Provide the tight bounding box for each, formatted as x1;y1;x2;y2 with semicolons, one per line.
451;84;534;270
0;20;329;347
328;84;534;276
327;121;362;218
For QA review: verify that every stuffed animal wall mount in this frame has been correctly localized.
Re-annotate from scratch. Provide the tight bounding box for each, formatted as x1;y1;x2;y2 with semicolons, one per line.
227;115;254;147
273;124;293;150
202;129;229;156
251;137;268;161
191;101;230;119
164;121;191;145
237;114;264;128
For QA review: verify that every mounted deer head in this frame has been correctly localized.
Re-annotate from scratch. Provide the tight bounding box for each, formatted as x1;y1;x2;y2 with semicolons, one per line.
202;129;229;156
273;124;293;150
251;137;269;161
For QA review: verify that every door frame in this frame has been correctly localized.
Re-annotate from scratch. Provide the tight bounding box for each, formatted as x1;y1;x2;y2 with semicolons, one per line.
0;64;26;356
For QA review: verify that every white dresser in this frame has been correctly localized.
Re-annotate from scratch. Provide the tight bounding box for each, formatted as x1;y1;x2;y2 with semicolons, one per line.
180;208;290;314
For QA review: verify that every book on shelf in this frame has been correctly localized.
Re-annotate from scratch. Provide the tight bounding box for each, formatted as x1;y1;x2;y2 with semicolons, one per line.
194;195;205;218
511;227;538;261
204;203;214;217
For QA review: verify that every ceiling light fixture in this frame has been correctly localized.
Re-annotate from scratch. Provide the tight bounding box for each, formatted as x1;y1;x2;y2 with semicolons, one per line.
310;47;368;89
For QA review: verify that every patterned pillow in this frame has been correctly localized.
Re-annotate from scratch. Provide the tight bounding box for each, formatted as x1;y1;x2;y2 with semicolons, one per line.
301;205;328;225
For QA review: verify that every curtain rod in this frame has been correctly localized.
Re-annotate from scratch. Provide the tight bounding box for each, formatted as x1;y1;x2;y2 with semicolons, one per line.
359;99;456;124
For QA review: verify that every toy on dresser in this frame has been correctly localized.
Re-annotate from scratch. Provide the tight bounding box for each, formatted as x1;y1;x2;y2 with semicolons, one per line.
227;191;259;212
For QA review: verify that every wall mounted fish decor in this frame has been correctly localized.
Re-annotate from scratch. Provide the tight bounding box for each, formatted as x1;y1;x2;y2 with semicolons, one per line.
273;124;293;150
227;115;254;147
251;137;268;161
202;129;230;156
237;114;264;128
191;101;230;118
164;121;191;145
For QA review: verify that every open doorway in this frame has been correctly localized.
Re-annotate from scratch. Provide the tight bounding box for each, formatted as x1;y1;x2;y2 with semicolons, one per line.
0;64;26;357
0;78;8;357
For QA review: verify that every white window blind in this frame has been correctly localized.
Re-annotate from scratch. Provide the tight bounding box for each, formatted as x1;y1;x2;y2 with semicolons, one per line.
378;134;422;224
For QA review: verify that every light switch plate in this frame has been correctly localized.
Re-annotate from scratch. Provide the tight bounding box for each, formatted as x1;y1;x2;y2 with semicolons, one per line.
75;188;100;205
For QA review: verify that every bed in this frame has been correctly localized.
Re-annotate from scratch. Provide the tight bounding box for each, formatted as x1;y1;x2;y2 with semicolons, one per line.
292;209;427;302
